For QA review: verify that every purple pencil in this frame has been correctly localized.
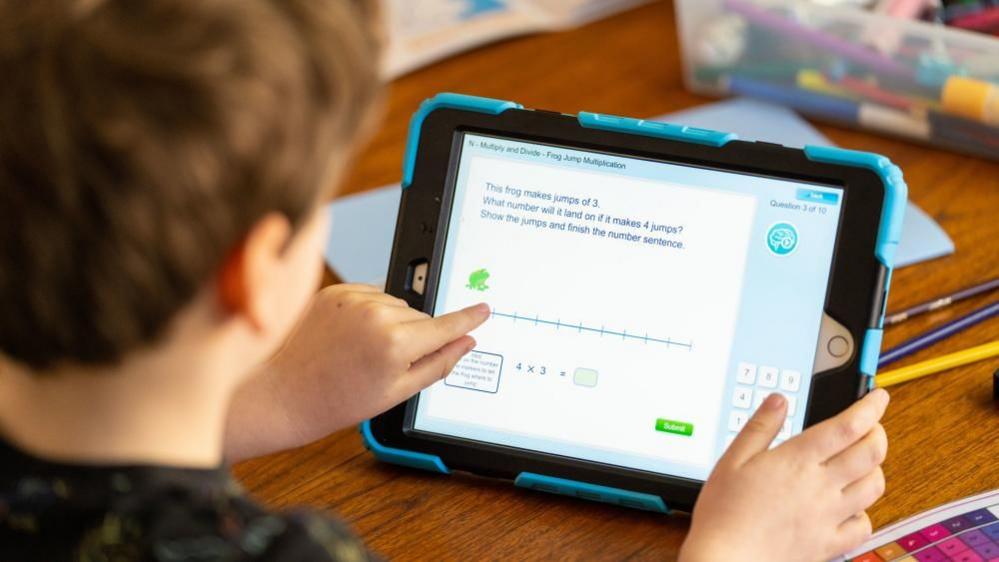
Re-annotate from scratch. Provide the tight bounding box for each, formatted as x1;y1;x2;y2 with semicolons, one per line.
885;277;999;326
879;300;999;367
724;0;914;80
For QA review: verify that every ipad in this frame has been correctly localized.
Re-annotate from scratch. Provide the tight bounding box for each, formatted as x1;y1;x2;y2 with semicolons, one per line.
365;93;906;512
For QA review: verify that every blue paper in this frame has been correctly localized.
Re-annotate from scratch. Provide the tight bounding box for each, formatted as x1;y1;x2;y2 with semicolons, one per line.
324;98;952;283
325;186;400;286
895;204;953;267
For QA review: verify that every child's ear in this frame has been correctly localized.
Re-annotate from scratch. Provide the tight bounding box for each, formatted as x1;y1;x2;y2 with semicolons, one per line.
217;213;293;331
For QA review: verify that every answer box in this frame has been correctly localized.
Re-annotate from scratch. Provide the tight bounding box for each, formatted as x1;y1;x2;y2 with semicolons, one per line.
573;367;598;387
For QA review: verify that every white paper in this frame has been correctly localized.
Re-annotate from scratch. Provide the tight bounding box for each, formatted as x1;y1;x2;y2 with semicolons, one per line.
382;0;650;78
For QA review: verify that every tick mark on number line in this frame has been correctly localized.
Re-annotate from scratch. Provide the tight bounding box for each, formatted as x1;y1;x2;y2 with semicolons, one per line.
486;311;692;349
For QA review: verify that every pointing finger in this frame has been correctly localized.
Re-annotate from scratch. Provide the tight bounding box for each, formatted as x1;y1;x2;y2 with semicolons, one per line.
402;303;490;358
721;393;787;467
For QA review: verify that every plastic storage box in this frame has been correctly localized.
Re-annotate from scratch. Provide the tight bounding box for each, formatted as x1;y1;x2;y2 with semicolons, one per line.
675;0;999;160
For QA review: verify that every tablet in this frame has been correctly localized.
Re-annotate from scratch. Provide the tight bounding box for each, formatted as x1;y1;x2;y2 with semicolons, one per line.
363;93;906;513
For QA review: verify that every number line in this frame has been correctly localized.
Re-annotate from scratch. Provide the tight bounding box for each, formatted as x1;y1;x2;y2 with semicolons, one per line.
488;310;692;350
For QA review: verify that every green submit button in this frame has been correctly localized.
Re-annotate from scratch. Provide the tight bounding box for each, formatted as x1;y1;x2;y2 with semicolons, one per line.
655;418;694;437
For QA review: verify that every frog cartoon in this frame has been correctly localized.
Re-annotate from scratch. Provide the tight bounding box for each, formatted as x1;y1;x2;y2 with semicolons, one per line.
466;268;490;291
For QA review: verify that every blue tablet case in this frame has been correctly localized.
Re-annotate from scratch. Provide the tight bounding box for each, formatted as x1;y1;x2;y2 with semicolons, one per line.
362;93;908;513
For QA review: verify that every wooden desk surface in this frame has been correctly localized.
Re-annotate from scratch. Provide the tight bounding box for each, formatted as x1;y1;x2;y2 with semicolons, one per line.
234;2;999;559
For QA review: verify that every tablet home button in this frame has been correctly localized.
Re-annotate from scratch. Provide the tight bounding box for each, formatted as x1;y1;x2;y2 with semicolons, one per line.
828;336;850;358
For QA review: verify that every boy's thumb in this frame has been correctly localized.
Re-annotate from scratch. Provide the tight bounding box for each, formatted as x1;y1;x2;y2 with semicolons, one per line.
723;393;787;466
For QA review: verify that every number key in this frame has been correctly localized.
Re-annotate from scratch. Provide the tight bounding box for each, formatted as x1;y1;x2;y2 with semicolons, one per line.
783;394;797;416
736;362;757;384
758;366;779;388
779;418;792;439
732;386;752;409
728;411;748;432
780;369;802;392
753;390;769;411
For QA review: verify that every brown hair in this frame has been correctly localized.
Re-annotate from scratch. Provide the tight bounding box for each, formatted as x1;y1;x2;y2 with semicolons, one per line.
0;0;383;370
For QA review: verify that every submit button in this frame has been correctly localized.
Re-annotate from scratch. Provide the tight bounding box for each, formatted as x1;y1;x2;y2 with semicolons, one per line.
655;418;694;437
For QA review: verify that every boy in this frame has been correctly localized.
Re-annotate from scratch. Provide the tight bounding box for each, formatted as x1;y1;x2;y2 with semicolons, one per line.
0;1;888;560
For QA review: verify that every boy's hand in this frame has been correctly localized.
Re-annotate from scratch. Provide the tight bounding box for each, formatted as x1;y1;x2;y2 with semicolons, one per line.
225;284;488;461
680;389;890;562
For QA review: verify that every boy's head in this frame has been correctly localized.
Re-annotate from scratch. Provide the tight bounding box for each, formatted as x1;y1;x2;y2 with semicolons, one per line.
0;0;383;372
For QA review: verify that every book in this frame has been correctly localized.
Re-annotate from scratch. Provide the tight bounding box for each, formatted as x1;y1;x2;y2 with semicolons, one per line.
838;488;999;561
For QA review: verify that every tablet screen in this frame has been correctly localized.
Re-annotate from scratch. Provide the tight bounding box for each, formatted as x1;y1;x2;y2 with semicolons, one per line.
410;132;844;481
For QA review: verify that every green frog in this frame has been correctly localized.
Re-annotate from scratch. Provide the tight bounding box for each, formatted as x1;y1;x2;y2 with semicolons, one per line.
466;268;490;291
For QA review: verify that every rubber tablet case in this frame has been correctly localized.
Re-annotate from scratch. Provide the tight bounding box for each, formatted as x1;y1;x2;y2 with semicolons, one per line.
362;92;907;513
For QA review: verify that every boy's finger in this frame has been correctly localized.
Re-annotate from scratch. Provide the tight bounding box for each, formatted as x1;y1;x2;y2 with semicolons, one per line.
405;335;476;393
402;304;490;357
334;283;383;293
835;512;873;555
384;305;430;323
357;291;414;309
840;466;886;520
804;389;889;462
722;393;787;467
321;286;409;310
824;423;888;485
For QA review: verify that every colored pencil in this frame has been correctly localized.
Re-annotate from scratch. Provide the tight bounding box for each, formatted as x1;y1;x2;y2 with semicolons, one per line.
879;300;999;367
837;75;922;111
885;277;999;325
876;339;999;387
724;0;914;79
928;109;999;149
724;75;998;159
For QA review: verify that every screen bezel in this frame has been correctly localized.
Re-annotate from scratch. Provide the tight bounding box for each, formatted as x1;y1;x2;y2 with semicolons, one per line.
372;106;887;511
405;129;846;479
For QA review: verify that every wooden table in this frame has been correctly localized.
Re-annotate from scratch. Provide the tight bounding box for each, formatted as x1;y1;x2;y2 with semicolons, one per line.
234;2;999;559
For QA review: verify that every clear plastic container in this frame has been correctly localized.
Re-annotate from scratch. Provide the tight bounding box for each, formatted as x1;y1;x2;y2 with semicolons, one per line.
675;0;999;160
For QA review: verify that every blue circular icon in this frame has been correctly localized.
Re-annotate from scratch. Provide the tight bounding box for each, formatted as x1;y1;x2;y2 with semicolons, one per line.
767;222;798;256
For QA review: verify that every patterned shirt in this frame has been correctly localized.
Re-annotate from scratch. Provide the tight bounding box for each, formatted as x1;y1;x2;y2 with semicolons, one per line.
0;438;379;561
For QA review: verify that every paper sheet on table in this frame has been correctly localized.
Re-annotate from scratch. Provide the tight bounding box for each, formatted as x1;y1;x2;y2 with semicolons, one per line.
382;0;649;78
324;98;953;284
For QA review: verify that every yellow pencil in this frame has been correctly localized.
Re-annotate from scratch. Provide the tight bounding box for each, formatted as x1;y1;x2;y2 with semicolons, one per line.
876;340;999;388
796;70;856;100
